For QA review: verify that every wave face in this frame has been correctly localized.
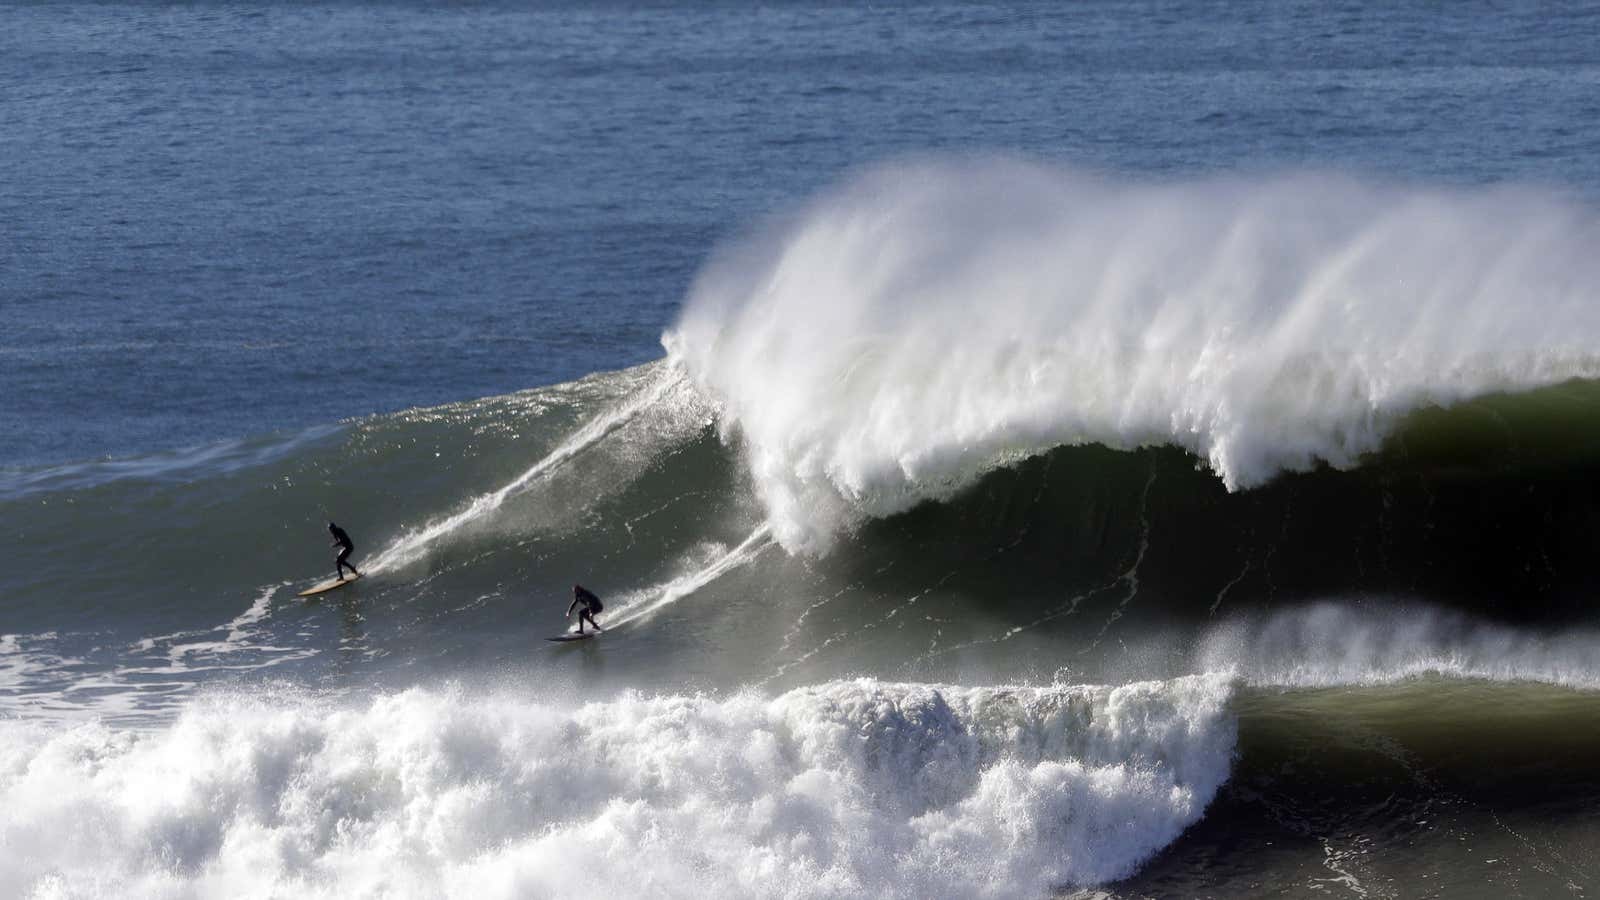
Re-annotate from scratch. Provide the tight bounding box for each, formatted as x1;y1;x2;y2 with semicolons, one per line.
666;159;1600;552
0;676;1235;899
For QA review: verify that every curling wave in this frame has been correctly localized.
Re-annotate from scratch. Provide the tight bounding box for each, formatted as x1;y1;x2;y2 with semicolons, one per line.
666;158;1600;553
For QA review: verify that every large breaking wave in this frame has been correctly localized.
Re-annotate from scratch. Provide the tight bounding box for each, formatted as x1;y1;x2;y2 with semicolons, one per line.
9;161;1600;899
666;158;1600;553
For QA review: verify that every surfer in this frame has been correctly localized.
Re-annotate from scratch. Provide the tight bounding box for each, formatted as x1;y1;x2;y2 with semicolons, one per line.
328;521;360;581
567;583;604;634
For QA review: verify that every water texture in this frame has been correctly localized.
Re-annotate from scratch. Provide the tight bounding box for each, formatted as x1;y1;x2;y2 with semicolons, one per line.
6;3;1600;898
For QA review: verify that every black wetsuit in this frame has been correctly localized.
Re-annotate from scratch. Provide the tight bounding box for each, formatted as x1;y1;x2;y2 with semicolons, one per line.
330;524;359;579
568;585;604;633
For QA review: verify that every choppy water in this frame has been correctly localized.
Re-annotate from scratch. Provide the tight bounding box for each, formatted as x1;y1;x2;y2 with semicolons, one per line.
6;3;1600;898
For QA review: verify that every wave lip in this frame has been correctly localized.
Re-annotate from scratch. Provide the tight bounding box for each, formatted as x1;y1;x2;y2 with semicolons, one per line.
0;674;1235;899
666;158;1600;553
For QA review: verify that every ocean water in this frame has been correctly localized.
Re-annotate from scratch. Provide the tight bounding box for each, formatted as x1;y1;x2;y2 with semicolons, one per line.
5;3;1600;898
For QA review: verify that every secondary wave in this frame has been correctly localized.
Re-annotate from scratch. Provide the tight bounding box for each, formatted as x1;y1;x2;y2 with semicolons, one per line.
1197;601;1600;691
0;675;1235;900
665;158;1600;553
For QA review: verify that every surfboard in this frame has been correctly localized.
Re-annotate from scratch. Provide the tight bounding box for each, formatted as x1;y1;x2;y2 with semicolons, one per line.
297;573;362;597
545;630;601;642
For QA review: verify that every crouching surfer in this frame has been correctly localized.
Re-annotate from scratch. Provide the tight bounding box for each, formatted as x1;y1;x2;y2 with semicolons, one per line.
567;584;604;634
328;521;361;581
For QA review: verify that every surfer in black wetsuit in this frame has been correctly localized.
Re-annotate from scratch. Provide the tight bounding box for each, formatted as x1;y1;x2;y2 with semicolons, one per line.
328;521;360;581
567;583;604;634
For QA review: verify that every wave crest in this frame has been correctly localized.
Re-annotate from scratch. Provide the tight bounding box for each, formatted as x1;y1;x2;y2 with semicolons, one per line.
666;159;1600;552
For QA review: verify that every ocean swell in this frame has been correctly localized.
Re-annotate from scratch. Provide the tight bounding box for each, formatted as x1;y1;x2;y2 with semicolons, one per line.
665;159;1600;553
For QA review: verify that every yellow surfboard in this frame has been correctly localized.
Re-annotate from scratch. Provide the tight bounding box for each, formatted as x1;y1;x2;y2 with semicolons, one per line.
297;573;362;597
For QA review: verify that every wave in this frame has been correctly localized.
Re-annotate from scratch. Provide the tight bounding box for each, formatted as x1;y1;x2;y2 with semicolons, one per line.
9;357;1600;723
0;675;1236;899
665;158;1600;553
8;160;1600;897
1199;601;1600;691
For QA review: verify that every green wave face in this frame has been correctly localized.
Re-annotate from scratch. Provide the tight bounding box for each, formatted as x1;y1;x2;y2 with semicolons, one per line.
7;363;1600;718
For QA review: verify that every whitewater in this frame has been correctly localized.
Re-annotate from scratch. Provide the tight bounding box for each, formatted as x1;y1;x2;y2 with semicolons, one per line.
7;601;1600;897
1;676;1236;899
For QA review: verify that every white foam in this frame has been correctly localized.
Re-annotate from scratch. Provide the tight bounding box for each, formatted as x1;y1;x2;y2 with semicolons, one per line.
125;585;315;679
4;590;318;723
665;159;1600;552
0;675;1236;899
223;584;278;643
1197;601;1600;691
0;633;77;701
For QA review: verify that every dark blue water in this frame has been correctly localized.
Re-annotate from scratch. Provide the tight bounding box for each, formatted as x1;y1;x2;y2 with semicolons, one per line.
6;1;1600;466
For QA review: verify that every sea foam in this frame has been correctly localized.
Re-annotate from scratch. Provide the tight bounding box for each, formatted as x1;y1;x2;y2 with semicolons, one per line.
666;159;1600;553
0;675;1235;899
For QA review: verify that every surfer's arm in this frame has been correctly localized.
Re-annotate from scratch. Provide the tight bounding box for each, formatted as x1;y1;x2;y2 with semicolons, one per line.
566;598;579;617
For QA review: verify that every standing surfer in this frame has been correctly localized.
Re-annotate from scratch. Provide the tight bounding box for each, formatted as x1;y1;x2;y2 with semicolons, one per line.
328;521;360;581
567;584;604;634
